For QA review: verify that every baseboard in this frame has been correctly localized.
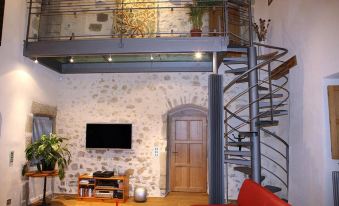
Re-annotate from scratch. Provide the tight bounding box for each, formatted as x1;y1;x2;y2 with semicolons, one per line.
29;191;53;204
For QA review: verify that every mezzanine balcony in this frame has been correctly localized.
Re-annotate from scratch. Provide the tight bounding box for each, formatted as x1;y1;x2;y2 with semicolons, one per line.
24;0;249;73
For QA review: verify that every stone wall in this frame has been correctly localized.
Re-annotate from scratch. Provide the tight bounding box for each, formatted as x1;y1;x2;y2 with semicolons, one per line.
29;0;211;40
55;72;211;196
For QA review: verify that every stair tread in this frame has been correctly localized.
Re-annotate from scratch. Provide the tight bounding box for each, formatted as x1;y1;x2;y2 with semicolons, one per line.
226;142;252;147
259;93;283;99
257;51;279;61
257;120;279;127
260;110;288;118
259;101;287;108
233;167;266;182
264;185;282;193
225;151;251;156
225;159;251;166
239;131;257;137
271;56;297;80
234;166;251;175
258;86;269;91
223;57;248;64
225;67;248;75
226;46;248;53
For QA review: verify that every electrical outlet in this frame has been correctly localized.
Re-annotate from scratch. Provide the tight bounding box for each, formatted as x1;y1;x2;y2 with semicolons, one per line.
153;147;159;157
9;151;14;167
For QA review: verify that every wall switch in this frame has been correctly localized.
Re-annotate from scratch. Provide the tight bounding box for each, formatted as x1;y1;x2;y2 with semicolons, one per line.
9;151;14;167
153;147;159;157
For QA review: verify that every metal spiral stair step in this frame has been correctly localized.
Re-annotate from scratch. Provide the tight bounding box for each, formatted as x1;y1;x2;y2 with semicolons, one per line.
226;46;248;53
226;141;251;147
233;166;266;182
224;67;248;75
225;159;251;166
223;57;248;64
264;185;282;193
256;120;279;127
259;93;284;99
260;110;288;118
225;150;251;157
259;101;287;109
238;131;258;137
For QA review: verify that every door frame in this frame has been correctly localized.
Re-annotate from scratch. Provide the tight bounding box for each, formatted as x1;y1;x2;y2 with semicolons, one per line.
166;104;208;194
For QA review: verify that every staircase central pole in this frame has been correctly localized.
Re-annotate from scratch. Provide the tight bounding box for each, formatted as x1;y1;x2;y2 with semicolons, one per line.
248;0;261;184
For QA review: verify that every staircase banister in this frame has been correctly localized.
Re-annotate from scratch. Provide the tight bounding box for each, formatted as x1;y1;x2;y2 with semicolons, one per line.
223;48;288;92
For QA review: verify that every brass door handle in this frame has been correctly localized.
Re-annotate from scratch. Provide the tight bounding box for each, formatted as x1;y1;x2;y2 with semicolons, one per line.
172;152;178;154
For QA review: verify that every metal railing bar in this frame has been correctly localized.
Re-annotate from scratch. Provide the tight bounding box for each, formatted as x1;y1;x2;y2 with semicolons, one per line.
261;154;287;174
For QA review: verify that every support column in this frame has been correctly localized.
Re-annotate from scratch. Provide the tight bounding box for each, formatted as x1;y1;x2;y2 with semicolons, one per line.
208;74;225;204
248;46;261;184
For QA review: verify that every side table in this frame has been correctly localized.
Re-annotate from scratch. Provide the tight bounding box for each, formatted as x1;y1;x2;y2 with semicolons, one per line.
25;171;58;206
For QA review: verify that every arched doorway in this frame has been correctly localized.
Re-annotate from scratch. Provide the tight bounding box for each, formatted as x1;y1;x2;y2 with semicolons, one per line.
167;104;208;193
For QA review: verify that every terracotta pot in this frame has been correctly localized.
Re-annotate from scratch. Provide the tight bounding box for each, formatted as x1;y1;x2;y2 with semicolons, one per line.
190;29;202;37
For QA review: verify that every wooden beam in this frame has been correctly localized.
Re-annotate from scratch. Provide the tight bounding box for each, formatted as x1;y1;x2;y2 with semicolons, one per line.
328;86;339;159
271;56;297;80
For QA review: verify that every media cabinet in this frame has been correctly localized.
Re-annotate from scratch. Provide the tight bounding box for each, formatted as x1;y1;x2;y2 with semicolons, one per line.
77;174;129;203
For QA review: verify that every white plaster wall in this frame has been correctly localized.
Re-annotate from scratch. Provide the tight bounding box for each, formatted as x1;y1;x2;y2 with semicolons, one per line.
0;0;59;205
254;0;339;205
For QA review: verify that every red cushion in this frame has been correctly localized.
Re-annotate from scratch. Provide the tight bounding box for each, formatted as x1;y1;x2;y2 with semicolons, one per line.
237;179;291;206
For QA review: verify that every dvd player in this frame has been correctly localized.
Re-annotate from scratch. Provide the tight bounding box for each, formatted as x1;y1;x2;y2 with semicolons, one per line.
93;171;114;178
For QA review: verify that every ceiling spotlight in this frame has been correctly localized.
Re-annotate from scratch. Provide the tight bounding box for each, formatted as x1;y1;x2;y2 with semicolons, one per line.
195;52;203;59
150;54;154;61
108;55;112;62
69;56;74;63
34;58;38;64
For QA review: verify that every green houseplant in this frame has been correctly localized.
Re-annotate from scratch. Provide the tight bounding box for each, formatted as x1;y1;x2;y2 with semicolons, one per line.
25;133;71;180
186;2;205;37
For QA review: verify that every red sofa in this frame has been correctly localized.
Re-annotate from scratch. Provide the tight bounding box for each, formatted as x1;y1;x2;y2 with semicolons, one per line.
227;179;291;206
193;179;291;206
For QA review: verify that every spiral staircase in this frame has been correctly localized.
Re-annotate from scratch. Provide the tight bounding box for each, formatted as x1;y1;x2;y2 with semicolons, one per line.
222;0;297;201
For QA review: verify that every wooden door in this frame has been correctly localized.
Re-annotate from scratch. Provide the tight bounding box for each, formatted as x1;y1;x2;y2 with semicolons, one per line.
328;86;339;159
170;116;207;192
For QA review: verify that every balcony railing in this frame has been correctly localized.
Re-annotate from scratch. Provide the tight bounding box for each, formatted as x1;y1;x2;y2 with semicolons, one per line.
26;0;249;42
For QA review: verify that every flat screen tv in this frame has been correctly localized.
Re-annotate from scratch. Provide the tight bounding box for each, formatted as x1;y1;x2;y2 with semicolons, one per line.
86;123;132;149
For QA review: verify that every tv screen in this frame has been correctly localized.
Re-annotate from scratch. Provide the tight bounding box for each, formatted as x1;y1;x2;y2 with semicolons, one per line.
86;124;132;149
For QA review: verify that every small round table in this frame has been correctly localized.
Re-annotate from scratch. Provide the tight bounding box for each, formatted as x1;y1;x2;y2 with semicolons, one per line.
25;171;58;206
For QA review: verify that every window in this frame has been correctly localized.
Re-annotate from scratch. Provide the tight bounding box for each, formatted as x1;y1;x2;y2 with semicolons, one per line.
31;115;54;164
0;0;4;46
32;116;53;142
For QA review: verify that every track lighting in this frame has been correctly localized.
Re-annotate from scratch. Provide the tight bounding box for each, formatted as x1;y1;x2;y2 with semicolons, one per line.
195;52;202;59
34;58;38;64
108;55;112;62
150;54;154;61
69;56;74;63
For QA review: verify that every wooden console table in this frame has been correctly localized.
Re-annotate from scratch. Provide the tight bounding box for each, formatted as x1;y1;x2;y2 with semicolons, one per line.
25;171;58;206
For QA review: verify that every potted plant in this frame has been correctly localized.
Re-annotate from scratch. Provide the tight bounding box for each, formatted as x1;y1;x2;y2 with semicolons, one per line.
186;2;205;37
25;133;71;179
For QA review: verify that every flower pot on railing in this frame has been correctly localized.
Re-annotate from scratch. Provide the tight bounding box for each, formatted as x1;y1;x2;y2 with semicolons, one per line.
190;29;202;37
